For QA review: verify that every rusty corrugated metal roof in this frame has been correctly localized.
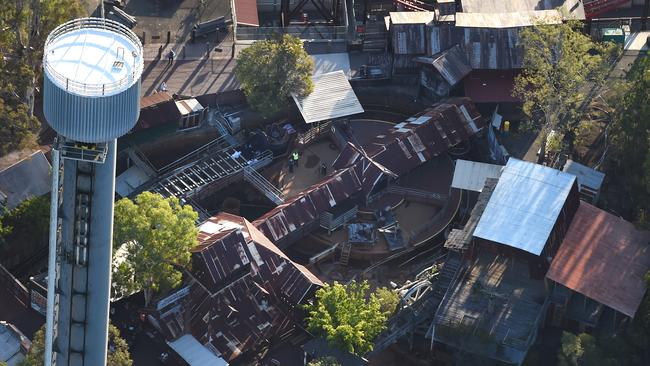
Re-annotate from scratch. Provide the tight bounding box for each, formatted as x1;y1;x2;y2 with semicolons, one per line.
157;213;321;362
547;202;650;318
234;0;259;26
255;98;485;246
140;92;173;109
414;44;472;86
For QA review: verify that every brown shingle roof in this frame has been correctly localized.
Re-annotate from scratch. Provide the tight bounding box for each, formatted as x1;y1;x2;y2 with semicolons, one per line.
547;202;650;318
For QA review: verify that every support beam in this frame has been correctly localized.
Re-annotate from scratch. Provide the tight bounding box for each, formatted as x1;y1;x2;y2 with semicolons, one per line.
44;149;60;366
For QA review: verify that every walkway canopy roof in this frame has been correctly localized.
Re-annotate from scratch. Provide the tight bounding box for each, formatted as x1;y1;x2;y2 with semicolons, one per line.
292;70;364;124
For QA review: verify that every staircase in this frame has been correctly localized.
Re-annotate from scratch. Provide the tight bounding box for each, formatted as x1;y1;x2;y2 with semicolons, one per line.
430;252;461;304
363;20;387;52
339;242;352;266
127;146;158;177
209;109;240;148
243;166;284;205
152;148;272;198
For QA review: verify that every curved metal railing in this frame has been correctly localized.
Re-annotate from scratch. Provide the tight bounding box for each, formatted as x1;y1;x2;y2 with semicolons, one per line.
43;17;144;97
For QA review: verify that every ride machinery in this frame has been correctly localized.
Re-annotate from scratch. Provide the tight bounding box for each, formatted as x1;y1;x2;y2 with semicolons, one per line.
42;18;143;366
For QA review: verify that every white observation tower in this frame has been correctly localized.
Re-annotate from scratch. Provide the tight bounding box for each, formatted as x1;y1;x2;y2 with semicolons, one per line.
42;18;143;366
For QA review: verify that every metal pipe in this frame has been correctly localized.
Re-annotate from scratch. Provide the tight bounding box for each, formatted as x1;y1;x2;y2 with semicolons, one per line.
45;148;60;366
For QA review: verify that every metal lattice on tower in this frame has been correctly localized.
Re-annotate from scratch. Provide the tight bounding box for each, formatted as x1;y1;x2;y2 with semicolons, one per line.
42;17;143;366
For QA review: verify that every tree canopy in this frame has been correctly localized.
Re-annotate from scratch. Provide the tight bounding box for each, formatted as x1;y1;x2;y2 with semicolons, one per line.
304;280;391;355
0;195;49;253
235;34;314;118
112;192;198;305
21;323;132;366
307;356;341;366
606;56;650;227
0;0;82;156
552;274;650;366
513;21;618;162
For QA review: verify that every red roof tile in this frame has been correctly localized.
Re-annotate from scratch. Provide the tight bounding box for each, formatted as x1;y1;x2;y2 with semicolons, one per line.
547;202;650;318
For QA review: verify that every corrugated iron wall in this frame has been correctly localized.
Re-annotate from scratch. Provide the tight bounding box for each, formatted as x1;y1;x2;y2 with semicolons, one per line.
43;76;141;143
426;24;525;70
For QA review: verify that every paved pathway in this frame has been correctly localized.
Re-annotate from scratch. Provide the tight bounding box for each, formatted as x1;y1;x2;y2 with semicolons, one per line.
141;57;239;97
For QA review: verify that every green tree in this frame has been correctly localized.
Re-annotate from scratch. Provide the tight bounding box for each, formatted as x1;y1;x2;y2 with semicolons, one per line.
557;331;619;366
235;34;314;118
607;56;650;226
0;0;82;156
304;280;388;355
0;195;50;252
113;192;198;305
513;21;618;163
375;287;400;316
307;356;341;366
21;324;132;366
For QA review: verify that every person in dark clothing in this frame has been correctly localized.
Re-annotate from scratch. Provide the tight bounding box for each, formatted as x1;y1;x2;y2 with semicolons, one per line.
288;157;294;173
167;50;176;65
320;163;327;176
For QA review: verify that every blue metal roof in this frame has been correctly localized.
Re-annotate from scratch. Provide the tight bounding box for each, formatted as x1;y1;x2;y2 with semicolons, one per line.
473;158;576;255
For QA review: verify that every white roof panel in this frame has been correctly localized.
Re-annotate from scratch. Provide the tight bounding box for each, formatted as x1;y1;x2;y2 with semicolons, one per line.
563;159;605;191
389;11;436;25
473;159;576;255
451;160;503;192
455;10;563;28
167;334;228;366
311;53;351;78
175;98;204;115
292;70;364;124
44;19;143;96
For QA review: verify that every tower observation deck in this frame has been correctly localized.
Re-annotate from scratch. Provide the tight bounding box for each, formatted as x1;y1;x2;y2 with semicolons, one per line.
42;18;143;366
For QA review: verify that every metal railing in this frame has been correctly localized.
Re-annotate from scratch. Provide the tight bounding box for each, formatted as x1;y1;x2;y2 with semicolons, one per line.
43;17;144;96
297;121;332;145
157;135;229;174
243;165;284;205
237;26;349;40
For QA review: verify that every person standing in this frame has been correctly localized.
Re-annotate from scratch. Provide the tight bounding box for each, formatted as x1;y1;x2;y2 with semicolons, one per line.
288;157;294;173
292;151;299;168
168;50;176;65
